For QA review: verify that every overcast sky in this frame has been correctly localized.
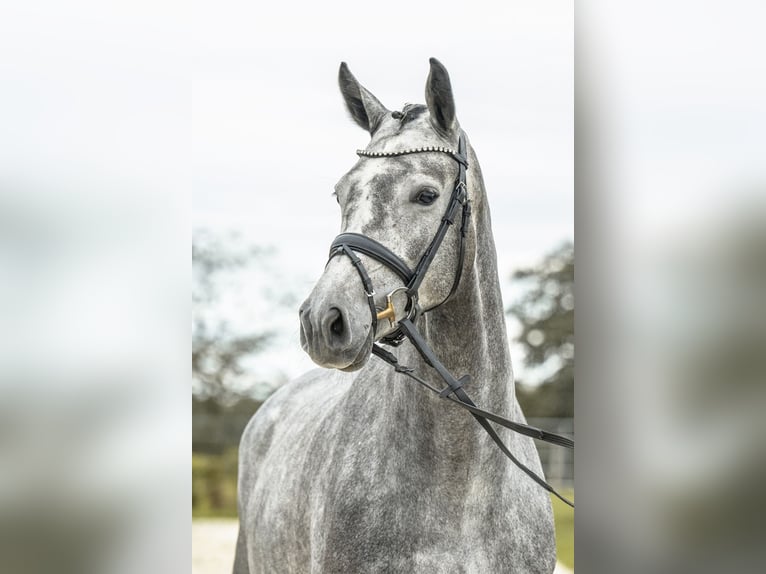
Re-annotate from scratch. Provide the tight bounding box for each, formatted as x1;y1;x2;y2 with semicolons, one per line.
191;2;574;384
192;2;573;268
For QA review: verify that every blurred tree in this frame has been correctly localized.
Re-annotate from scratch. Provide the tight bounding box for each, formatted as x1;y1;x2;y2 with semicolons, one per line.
192;395;263;454
508;241;574;418
192;230;272;400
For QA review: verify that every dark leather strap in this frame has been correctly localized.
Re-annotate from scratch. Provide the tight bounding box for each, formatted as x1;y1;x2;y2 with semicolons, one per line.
397;317;467;393
471;410;574;505
373;320;575;508
406;135;469;300
330;233;414;284
386;320;574;448
336;244;378;334
438;185;472;307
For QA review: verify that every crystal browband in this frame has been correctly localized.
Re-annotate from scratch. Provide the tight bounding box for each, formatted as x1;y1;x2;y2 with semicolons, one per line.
356;146;459;159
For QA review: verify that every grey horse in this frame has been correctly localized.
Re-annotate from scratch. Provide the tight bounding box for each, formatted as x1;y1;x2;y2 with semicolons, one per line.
234;59;556;574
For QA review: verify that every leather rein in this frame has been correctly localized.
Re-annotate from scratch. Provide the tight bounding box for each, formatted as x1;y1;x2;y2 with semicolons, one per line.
327;133;574;508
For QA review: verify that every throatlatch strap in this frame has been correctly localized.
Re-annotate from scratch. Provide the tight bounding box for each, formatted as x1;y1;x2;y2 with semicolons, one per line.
439;189;472;307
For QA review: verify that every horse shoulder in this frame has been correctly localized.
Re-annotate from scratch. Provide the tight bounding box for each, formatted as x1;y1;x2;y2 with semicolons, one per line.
235;369;353;573
238;368;344;499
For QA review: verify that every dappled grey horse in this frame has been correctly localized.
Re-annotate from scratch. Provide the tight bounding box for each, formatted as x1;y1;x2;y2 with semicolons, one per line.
234;59;556;573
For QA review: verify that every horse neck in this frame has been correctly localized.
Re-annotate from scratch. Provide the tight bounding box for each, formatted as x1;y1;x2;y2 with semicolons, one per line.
363;153;519;481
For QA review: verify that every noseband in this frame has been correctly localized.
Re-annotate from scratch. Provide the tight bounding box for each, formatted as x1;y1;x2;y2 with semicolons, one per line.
326;132;574;508
328;134;470;345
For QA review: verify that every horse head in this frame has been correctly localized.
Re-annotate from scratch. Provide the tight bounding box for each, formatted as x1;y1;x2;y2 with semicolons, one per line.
299;59;473;371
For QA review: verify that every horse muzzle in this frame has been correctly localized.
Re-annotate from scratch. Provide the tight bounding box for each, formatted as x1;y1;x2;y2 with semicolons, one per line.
298;271;375;371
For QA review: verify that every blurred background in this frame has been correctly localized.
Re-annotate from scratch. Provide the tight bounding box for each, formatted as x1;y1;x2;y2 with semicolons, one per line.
577;1;766;572
1;2;190;574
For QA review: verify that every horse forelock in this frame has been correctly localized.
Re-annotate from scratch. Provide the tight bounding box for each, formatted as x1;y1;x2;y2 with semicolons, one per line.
366;102;456;152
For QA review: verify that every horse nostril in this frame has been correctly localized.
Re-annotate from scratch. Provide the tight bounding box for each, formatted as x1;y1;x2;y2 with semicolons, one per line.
330;313;344;337
324;307;346;346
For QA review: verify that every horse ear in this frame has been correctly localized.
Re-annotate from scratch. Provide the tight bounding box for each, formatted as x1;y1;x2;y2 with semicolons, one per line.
338;62;388;133
425;58;457;135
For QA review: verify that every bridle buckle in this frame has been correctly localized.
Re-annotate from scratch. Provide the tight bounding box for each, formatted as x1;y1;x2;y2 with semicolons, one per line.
375;286;411;327
376;295;396;327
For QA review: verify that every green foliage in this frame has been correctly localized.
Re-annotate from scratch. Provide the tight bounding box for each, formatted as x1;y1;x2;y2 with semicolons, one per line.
192;394;261;519
192;231;273;517
508;241;574;417
552;490;575;569
193;395;262;454
193;449;240;518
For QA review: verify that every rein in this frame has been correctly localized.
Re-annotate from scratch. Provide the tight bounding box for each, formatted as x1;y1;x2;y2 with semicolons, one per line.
328;133;574;508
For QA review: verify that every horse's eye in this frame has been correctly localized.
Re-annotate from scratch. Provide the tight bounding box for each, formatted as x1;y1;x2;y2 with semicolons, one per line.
415;188;439;205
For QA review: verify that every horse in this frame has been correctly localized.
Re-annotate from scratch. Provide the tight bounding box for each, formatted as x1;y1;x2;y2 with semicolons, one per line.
234;58;556;574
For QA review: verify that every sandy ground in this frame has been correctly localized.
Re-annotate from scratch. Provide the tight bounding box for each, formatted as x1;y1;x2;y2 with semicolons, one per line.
193;519;239;574
191;519;573;574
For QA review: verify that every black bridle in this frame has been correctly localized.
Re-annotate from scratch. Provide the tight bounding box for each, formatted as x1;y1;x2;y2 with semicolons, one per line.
327;132;574;508
329;135;470;345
